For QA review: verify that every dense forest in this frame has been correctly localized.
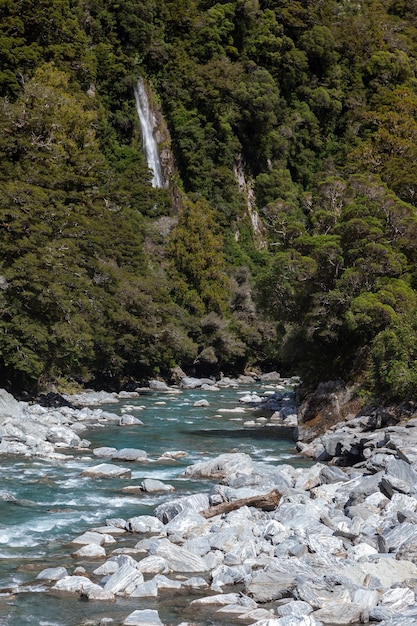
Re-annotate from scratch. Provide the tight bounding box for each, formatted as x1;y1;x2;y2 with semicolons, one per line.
1;0;417;399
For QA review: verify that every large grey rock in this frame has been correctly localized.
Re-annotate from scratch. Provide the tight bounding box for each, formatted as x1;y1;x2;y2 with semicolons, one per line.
0;440;31;455
119;414;144;426
123;609;163;625
209;527;245;553
94;554;139;577
273;501;328;534
0;389;22;421
151;538;208;572
382;521;417;552
273;618;324;626
261;520;288;545
194;399;210;407
386;457;417;489
154;493;210;523
149;380;170;391
46;425;82;447
129;578;159;598
211;563;252;589
63;390;119;406
140;478;175;493
319;465;349;484
51;575;114;601
345;472;385;506
376;606;417;625
93;560;120;576
51;576;91;593
296;463;332;491
136;555;170;574
384;492;417;518
0;422;27;441
36;566;68;581
126;515;164;533
105;518;128;529
154;574;182;591
350;588;380;610
260;371;281;382
341;556;417;588
83;584;117;601
71;531;115;546
347;543;378;560
276;601;313;618
295;580;351;609
379;587;415;611
216;376;239;387
81;463;131;479
182;576;209;589
223;538;258;565
182;453;253;479
368;607;395;622
214;604;271;621
313;602;363;624
164;509;208;537
246;569;295;603
93;447;117;458
379;475;413;498
180;377;205;389
112;448;147;462
182;536;212;557
71;543;106;559
103;562;144;595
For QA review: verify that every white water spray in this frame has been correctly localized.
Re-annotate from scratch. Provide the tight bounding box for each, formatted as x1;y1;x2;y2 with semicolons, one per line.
133;78;164;188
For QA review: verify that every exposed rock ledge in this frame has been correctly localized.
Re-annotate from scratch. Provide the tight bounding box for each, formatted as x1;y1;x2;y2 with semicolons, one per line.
295;380;417;468
296;380;365;443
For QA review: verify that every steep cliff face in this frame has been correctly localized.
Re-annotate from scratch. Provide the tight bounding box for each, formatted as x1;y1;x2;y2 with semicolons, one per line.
233;154;266;248
296;381;363;442
135;78;181;212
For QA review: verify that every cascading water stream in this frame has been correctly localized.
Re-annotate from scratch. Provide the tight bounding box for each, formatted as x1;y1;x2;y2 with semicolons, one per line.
133;78;164;188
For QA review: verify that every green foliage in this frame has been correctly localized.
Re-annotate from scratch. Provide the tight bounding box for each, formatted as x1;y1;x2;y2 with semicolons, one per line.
0;63;192;390
1;0;417;399
369;311;417;399
168;197;230;316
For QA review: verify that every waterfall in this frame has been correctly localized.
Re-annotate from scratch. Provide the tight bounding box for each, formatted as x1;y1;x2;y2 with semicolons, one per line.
133;78;164;188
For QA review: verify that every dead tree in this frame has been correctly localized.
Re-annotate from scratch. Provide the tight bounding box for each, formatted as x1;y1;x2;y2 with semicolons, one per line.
200;489;282;519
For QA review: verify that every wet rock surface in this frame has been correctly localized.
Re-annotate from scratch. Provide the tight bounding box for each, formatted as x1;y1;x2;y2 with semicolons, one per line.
3;376;417;625
34;438;417;625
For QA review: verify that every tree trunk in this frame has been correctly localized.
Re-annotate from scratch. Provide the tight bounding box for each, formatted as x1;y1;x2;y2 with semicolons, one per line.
200;489;282;519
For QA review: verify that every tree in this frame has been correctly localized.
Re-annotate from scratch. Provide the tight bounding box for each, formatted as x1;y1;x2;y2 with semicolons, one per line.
168;197;230;316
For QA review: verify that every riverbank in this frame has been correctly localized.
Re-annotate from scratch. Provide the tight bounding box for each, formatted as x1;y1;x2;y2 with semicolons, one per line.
45;449;417;626
1;375;417;625
0;372;299;460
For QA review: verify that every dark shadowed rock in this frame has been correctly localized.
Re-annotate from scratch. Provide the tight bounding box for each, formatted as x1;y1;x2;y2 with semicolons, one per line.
36;392;76;409
297;381;361;442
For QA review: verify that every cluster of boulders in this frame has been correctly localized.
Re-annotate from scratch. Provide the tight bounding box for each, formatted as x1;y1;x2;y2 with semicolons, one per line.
239;386;299;437
30;444;417;626
0;388;145;459
4;375;417;625
297;401;417;470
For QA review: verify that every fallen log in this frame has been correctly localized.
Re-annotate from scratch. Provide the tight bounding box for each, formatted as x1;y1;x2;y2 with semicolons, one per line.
200;489;282;519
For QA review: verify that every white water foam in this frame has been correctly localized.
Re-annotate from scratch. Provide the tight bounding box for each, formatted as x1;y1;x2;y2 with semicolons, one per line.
133;78;164;188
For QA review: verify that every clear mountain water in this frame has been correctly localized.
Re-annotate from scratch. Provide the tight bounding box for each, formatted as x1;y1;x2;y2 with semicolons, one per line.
0;384;305;626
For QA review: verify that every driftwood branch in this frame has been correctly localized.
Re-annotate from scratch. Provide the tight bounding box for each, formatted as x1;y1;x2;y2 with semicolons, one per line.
200;489;282;519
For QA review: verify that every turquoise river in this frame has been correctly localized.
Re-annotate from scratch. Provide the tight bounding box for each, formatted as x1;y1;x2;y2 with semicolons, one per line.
0;383;307;626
